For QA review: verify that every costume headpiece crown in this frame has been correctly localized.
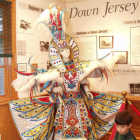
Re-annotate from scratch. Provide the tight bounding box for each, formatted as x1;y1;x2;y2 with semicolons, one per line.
35;3;79;72
35;3;67;50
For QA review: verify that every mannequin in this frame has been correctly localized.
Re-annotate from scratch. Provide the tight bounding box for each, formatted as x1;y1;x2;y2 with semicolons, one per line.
52;47;93;140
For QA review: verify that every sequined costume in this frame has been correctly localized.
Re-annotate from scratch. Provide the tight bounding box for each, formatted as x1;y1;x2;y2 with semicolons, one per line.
51;60;122;140
9;77;122;140
9;4;123;140
9;58;122;140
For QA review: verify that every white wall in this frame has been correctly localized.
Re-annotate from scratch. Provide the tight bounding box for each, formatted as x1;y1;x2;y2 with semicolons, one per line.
66;0;140;93
16;0;65;98
16;0;140;98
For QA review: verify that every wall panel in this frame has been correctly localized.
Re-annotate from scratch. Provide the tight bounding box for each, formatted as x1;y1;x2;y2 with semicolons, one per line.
0;103;21;140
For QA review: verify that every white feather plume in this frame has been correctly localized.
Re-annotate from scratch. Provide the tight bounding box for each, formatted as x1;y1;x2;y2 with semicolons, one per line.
11;75;35;93
37;70;63;84
12;70;63;93
34;7;66;34
61;12;66;33
79;54;121;81
34;8;50;30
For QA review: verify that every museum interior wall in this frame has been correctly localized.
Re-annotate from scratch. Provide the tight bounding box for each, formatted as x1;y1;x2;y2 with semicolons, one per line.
66;0;140;94
1;0;140;140
16;0;140;97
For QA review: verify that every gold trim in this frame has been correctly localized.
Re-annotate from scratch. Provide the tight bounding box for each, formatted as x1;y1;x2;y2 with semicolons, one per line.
127;100;132;105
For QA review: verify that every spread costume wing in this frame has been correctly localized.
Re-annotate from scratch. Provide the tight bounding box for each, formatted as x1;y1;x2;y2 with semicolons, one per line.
11;54;64;94
10;66;61;140
82;91;123;140
78;52;120;83
9;98;56;140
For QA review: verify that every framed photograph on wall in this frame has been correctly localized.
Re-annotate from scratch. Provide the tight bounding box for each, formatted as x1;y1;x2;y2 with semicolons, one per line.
129;83;140;96
17;18;34;34
17;63;27;72
31;63;38;73
74;36;97;60
99;36;113;49
17;40;26;56
40;41;49;52
113;51;128;64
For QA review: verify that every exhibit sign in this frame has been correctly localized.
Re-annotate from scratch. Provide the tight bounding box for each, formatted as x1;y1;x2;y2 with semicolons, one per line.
73;36;97;60
17;18;34;34
129;83;140;96
99;36;113;49
113;51;128;64
17;63;27;72
70;2;139;18
19;2;44;12
130;26;140;66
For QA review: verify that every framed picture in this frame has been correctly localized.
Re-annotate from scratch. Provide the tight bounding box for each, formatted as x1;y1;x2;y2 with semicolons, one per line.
113;51;128;64
129;83;140;96
99;36;113;49
17;63;27;72
17;40;26;56
31;63;38;73
40;41;49;52
17;18;34;34
47;60;52;69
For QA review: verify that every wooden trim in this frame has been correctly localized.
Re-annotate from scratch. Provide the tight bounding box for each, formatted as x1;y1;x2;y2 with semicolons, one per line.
0;0;18;103
10;0;17;99
0;35;4;38
0;66;4;68
0;97;19;106
0;103;21;140
108;91;140;100
131;128;140;133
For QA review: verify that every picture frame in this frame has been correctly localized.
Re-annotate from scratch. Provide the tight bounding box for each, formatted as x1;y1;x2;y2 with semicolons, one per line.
31;63;38;73
40;41;49;52
17;63;27;72
17;18;34;34
129;83;140;96
99;36;113;49
113;51;128;64
47;60;52;70
17;40;26;56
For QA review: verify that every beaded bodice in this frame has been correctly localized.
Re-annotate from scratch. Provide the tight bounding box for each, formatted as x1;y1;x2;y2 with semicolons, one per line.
60;60;82;91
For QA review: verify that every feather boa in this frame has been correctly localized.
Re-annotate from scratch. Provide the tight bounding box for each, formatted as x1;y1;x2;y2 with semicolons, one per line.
79;54;121;81
12;53;121;93
12;70;63;93
12;75;35;93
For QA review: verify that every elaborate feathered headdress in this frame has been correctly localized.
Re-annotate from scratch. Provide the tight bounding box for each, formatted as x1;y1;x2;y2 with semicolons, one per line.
35;3;67;50
35;3;79;72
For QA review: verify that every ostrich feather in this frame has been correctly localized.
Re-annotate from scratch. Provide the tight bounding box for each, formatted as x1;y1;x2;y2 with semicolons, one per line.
79;54;121;81
12;70;63;93
11;75;35;92
34;7;66;35
34;8;50;30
